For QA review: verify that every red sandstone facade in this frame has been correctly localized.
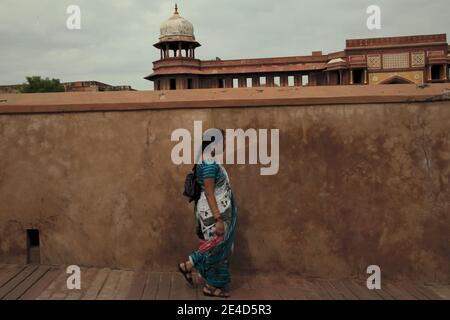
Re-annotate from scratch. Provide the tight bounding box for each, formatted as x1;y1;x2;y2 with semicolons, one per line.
63;81;134;92
146;6;450;90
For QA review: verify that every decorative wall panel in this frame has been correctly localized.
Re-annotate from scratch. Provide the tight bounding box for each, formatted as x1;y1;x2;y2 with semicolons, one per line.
411;52;425;67
383;53;409;69
367;55;382;69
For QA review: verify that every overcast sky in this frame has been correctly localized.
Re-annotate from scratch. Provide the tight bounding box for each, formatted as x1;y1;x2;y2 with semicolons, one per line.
0;0;449;90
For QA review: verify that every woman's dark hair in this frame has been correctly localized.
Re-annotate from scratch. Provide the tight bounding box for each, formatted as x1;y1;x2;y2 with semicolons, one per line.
202;128;225;152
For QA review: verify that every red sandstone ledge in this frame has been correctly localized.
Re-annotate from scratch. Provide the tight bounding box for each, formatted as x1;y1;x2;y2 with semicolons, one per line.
1;84;450;114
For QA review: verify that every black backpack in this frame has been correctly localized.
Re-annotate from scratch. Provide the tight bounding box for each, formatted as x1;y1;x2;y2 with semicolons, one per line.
183;165;201;203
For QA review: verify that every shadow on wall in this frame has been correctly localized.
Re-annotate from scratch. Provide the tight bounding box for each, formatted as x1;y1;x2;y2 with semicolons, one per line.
231;200;255;275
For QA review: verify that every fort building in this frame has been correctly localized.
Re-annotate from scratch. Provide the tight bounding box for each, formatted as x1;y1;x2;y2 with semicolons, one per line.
145;5;450;90
0;81;135;94
62;81;135;92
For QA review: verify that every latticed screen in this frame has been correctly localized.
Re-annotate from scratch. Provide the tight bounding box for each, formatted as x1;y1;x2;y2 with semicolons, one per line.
383;53;410;69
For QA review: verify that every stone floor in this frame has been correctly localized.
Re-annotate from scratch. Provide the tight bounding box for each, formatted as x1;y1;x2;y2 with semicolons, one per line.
0;264;448;300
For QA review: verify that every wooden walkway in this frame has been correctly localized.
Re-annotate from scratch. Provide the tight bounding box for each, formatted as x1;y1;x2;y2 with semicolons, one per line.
0;264;448;300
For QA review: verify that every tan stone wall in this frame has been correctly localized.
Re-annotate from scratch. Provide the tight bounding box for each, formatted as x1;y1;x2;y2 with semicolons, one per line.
0;88;449;282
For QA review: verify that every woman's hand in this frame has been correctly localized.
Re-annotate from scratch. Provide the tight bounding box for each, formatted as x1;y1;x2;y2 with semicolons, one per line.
215;219;225;236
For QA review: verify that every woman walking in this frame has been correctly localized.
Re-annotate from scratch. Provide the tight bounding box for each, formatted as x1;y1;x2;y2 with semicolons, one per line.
178;131;237;298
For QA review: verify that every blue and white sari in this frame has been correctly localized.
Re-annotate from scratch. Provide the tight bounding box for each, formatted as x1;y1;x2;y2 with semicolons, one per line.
189;159;237;288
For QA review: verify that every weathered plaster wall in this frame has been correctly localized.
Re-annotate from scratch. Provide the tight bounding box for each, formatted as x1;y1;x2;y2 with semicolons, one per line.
0;87;449;282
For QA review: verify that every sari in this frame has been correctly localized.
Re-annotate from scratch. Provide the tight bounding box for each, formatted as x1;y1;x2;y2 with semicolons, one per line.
189;159;237;288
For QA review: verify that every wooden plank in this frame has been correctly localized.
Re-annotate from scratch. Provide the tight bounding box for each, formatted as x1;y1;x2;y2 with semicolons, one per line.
3;266;50;300
341;279;381;300
192;272;202;288
97;269;122;300
65;267;98;300
373;287;395;300
170;272;197;300
413;284;443;300
277;275;322;299
125;271;147;300
155;273;172;300
49;267;74;300
37;267;71;300
313;280;345;300
20;267;61;300
81;268;111;300
352;278;393;300
192;273;203;299
0;265;39;299
247;274;287;289
113;270;135;300
383;282;417;300
142;272;160;300
328;280;360;300
305;280;334;300
294;281;322;300
399;282;432;300
277;287;314;300
427;285;450;300
225;288;277;300
0;265;25;289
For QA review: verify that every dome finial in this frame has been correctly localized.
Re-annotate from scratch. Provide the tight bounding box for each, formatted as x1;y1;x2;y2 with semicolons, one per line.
174;3;178;14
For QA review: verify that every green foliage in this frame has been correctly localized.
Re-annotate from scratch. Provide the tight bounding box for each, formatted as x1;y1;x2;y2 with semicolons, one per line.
20;76;65;93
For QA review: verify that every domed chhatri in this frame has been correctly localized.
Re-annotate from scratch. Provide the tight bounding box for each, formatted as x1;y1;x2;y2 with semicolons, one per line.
154;4;201;60
159;4;195;41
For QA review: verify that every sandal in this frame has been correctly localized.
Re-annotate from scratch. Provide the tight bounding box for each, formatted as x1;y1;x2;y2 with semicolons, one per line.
203;284;230;298
178;262;194;286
